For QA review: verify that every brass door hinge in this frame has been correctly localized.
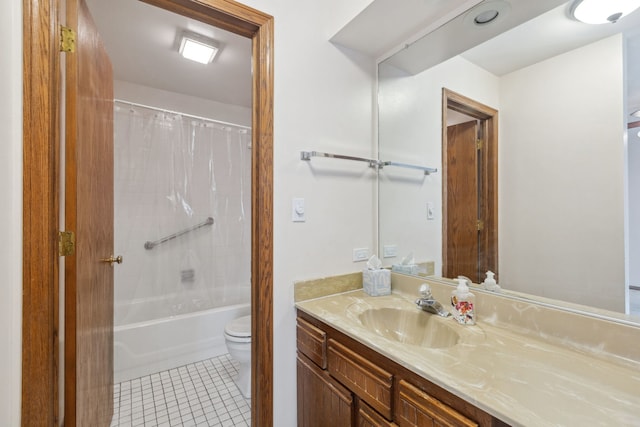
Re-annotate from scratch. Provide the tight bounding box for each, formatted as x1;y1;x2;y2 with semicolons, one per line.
477;220;484;231
58;231;76;256
476;139;483;150
60;26;76;53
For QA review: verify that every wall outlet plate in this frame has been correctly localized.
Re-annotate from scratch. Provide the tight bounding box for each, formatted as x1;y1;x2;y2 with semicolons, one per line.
383;244;397;258
352;247;369;262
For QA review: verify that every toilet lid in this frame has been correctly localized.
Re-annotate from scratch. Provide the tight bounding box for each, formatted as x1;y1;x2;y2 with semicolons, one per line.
225;315;251;338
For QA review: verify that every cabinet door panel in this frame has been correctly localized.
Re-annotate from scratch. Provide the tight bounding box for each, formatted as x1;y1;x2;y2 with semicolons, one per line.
297;354;353;427
396;380;478;427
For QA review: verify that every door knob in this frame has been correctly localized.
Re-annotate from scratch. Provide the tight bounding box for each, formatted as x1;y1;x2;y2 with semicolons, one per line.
101;255;123;265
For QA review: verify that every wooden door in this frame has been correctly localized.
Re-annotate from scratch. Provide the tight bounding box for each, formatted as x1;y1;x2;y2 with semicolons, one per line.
445;121;480;282
64;0;115;425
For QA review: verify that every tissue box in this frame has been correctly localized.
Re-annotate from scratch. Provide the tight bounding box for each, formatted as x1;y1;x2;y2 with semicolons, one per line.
391;264;420;275
362;268;391;296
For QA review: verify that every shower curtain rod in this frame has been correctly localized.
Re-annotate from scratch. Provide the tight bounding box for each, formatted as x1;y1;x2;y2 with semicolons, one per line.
114;99;251;130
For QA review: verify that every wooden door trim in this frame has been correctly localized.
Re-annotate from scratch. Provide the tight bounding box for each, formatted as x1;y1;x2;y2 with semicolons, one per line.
442;88;498;281
22;0;274;425
22;0;61;424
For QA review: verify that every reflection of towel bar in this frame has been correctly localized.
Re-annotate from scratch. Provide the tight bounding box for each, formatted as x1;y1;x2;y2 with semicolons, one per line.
381;161;437;175
300;150;379;168
144;217;214;250
300;150;437;175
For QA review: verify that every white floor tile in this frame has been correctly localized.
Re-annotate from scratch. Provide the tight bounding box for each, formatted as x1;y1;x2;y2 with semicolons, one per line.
111;354;250;426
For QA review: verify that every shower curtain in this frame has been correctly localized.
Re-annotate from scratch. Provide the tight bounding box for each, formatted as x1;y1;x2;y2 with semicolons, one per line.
113;101;251;326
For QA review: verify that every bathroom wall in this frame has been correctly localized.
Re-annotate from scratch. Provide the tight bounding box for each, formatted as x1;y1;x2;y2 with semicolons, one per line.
0;0;22;425
238;1;377;425
114;80;251;127
499;34;625;311
113;81;252;324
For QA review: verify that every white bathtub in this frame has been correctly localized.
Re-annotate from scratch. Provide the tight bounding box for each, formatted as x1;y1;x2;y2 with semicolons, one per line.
114;302;250;383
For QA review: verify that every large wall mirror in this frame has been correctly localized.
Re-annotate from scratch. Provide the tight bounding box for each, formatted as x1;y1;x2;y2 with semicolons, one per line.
378;0;640;322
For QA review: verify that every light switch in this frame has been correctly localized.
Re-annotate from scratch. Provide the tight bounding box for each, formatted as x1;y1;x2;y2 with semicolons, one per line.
426;202;435;220
292;198;305;222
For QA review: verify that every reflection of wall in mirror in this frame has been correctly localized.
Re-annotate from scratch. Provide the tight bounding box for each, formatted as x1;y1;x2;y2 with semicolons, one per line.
499;34;624;312
379;34;625;312
378;55;499;277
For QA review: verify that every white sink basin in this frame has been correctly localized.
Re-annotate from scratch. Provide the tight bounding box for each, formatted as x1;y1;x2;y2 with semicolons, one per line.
358;307;460;349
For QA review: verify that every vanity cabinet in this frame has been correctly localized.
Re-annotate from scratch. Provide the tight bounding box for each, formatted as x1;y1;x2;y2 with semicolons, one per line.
297;311;509;427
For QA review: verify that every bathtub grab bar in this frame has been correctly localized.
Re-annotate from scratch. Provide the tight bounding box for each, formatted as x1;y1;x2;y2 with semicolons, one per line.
144;217;214;250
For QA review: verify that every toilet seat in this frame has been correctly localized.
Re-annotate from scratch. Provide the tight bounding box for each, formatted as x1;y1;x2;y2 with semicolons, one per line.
224;315;251;343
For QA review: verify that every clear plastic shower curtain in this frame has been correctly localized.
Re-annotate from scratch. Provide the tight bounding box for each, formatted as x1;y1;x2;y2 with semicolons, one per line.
113;102;251;326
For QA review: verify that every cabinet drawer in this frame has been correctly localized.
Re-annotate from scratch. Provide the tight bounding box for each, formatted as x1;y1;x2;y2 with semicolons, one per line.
328;338;393;420
297;317;327;369
396;380;478;427
358;400;398;427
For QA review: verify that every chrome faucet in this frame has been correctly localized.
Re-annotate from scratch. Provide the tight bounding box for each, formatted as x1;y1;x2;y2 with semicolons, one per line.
415;284;450;317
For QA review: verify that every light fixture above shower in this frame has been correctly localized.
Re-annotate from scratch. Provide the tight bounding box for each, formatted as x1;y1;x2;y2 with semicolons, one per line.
570;0;640;24
179;31;220;64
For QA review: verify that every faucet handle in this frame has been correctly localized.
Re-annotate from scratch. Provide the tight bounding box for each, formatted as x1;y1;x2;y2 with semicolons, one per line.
419;283;432;299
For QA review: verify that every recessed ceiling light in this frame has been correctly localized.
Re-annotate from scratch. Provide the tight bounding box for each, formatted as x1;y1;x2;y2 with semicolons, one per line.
465;1;511;28
570;0;640;24
475;10;500;25
179;32;219;64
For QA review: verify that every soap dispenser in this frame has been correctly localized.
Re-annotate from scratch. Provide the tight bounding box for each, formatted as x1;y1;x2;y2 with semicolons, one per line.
451;277;475;325
483;271;501;292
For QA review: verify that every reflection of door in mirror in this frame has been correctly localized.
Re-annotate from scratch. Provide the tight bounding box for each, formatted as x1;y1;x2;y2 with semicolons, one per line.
445;120;480;281
442;89;498;283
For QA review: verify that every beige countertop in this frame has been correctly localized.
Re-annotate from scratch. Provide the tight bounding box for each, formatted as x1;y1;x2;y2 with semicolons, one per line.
295;288;640;426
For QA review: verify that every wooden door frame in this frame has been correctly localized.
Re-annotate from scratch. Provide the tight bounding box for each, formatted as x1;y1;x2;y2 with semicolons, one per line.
22;0;274;425
442;88;498;281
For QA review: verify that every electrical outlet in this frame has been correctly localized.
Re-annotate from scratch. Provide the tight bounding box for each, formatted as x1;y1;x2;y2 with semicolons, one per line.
383;244;397;258
352;247;369;262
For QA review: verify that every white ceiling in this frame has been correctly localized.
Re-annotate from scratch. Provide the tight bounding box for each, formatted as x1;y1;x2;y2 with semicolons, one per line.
85;0;252;108
84;0;640;120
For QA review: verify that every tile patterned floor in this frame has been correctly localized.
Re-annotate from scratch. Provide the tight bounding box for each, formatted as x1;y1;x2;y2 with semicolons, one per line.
111;354;250;427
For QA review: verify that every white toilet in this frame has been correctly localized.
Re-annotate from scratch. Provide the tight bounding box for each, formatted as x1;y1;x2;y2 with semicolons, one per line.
224;314;251;399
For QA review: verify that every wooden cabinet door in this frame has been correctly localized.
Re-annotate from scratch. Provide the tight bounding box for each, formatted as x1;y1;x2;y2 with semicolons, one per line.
64;0;115;425
396;380;478;427
298;354;354;427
